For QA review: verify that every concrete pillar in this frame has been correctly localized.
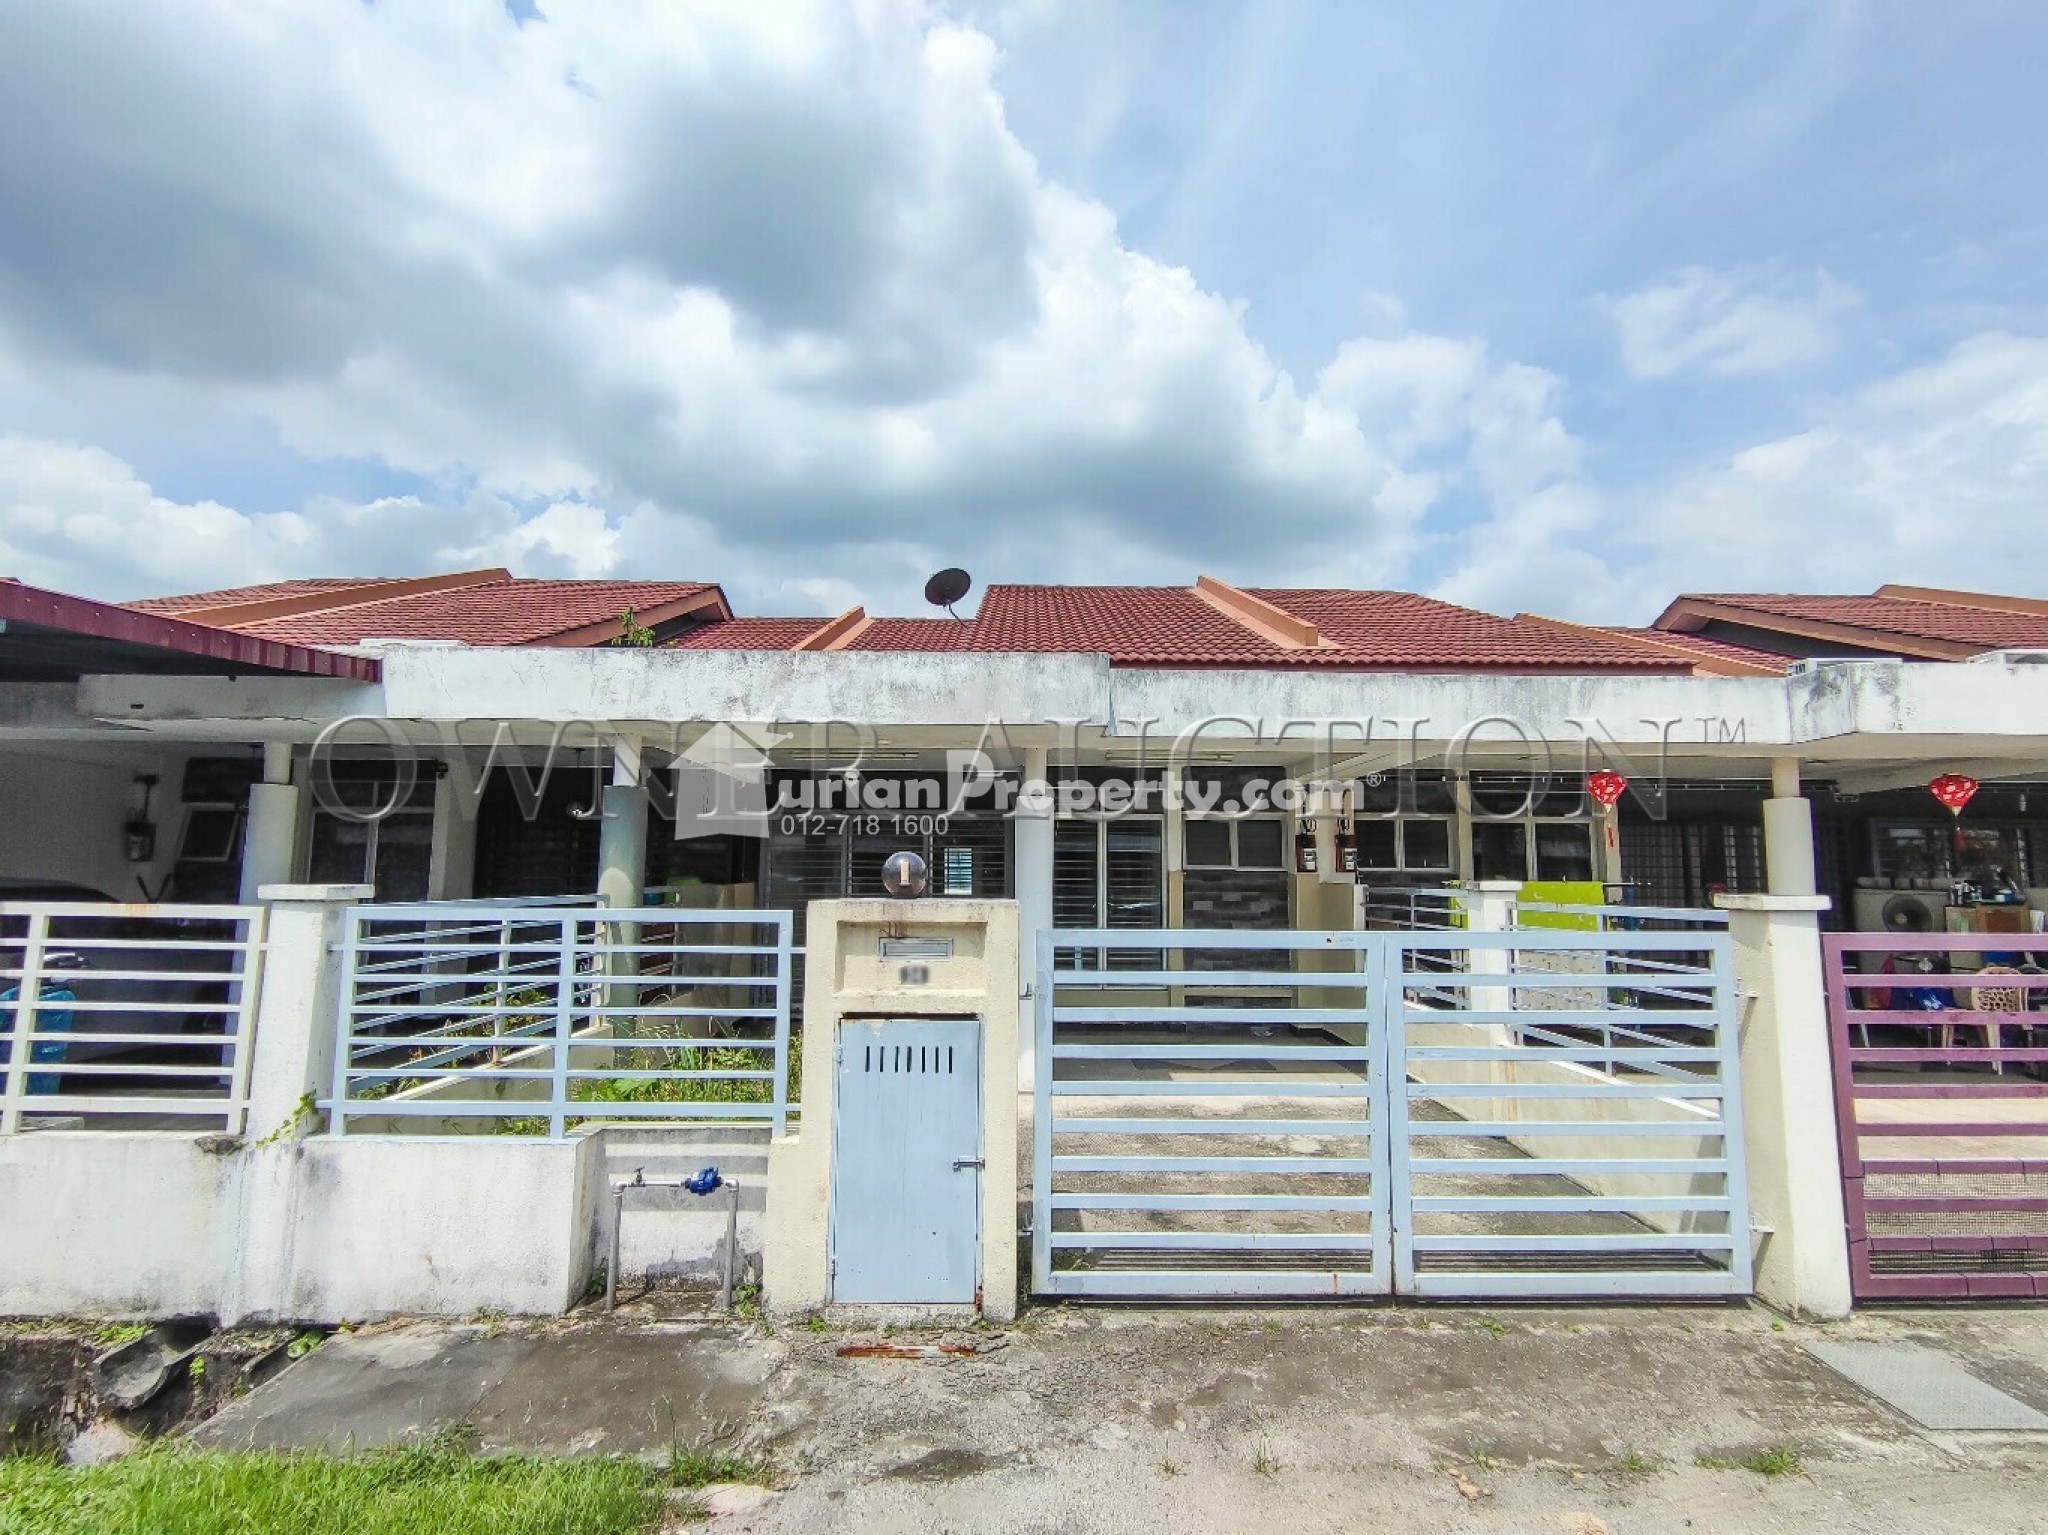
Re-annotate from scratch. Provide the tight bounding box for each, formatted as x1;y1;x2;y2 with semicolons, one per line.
596;744;649;909
1013;746;1054;1078
1715;892;1852;1318
428;766;477;900
1763;756;1817;897
239;743;302;903
1463;881;1522;1036
224;883;371;1324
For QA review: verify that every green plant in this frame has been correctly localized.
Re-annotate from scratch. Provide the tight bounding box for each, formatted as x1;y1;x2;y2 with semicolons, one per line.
1474;1316;1508;1339
284;1326;323;1367
90;1322;149;1349
0;1434;667;1534
1466;1447;1501;1473
187;1356;207;1386
1696;1446;1803;1477
1615;1448;1659;1474
1252;1439;1280;1477
616;609;657;648
254;1092;318;1146
803;1313;829;1334
1158;1449;1181;1477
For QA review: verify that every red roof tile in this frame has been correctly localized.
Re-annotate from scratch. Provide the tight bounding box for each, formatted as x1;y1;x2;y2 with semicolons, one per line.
239;580;720;646
1607;627;1792;672
668;618;830;650
1248;589;1678;669
844;617;977;651
671;585;1687;670
1668;593;2048;652
128;578;395;615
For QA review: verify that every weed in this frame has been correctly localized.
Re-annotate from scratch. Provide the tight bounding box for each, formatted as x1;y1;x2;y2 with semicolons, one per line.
1467;1447;1501;1473
470;1309;508;1339
1744;1446;1803;1477
1158;1451;1181;1477
90;1323;149;1349
187;1356;207;1386
803;1314;830;1334
666;1447;775;1490
1695;1446;1803;1477
1615;1448;1659;1475
732;1282;763;1320
1252;1439;1280;1477
1475;1316;1508;1339
285;1331;324;1361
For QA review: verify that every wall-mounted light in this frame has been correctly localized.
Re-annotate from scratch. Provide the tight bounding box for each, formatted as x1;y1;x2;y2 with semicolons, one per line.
125;773;159;863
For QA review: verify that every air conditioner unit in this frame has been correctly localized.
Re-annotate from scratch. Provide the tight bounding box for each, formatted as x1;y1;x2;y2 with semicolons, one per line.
1851;888;1943;936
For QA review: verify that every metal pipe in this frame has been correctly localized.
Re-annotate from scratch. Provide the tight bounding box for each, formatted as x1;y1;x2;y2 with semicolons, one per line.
721;1179;739;1311
605;1167;736;1314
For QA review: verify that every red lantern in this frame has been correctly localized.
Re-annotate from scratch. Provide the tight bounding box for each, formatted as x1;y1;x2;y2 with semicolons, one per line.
1930;772;1980;849
1586;770;1628;810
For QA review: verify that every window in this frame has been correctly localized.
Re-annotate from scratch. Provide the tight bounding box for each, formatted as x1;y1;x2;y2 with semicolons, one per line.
1054;818;1165;969
1353;816;1454;875
175;806;244;863
1472;818;1598;883
1182;817;1286;869
305;760;436;901
308;804;434;900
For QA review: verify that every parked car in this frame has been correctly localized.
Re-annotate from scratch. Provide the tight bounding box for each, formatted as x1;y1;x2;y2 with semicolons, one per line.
0;880;243;1076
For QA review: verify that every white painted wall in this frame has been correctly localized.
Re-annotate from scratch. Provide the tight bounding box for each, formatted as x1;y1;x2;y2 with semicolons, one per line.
0;1132;242;1317
0;745;182;899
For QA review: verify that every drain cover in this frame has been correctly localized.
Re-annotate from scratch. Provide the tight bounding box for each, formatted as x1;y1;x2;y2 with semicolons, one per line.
1806;1340;2048;1431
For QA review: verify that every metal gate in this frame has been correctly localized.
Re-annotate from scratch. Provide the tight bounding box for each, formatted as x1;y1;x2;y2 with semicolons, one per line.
1032;922;1751;1300
1826;931;2048;1300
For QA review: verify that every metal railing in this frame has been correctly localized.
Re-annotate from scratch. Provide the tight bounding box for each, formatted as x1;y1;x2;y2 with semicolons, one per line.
1;902;266;1134
1824;930;2048;1299
1358;884;1468;931
329;903;794;1137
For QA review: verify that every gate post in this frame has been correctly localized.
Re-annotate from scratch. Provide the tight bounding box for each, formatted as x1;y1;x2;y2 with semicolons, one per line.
1715;893;1852;1318
224;883;371;1325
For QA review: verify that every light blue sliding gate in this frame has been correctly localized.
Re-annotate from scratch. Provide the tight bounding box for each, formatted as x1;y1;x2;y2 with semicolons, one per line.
1032;924;1750;1301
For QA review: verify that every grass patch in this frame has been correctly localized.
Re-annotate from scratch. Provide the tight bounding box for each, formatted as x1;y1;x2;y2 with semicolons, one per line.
666;1448;774;1491
0;1426;774;1535
1613;1448;1660;1475
1695;1445;1803;1477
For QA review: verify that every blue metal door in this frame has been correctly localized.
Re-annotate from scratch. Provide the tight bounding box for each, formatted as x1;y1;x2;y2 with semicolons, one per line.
830;1017;983;1303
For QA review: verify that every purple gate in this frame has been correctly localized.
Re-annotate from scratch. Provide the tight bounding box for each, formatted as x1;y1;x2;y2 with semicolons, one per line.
1825;931;2048;1299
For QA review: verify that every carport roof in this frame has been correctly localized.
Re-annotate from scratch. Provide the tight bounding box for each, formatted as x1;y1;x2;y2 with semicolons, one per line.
0;579;380;683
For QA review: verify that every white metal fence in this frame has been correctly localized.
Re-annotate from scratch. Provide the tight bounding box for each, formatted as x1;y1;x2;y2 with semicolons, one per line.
1;902;266;1133
329;903;795;1136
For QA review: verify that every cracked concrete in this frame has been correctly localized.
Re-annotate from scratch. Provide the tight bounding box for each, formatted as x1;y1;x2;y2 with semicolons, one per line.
187;1301;2048;1532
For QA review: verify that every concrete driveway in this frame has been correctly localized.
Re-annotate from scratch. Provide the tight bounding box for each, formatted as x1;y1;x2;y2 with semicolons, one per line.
193;1300;2048;1533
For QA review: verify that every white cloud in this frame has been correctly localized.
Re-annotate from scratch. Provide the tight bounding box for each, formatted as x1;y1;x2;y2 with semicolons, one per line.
1598;265;1860;379
1629;331;2048;599
0;0;1588;614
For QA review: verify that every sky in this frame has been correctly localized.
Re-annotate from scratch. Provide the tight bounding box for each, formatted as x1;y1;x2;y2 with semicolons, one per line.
1;1;2044;624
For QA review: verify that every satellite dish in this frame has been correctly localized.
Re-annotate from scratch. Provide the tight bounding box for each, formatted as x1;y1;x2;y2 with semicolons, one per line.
923;567;972;618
